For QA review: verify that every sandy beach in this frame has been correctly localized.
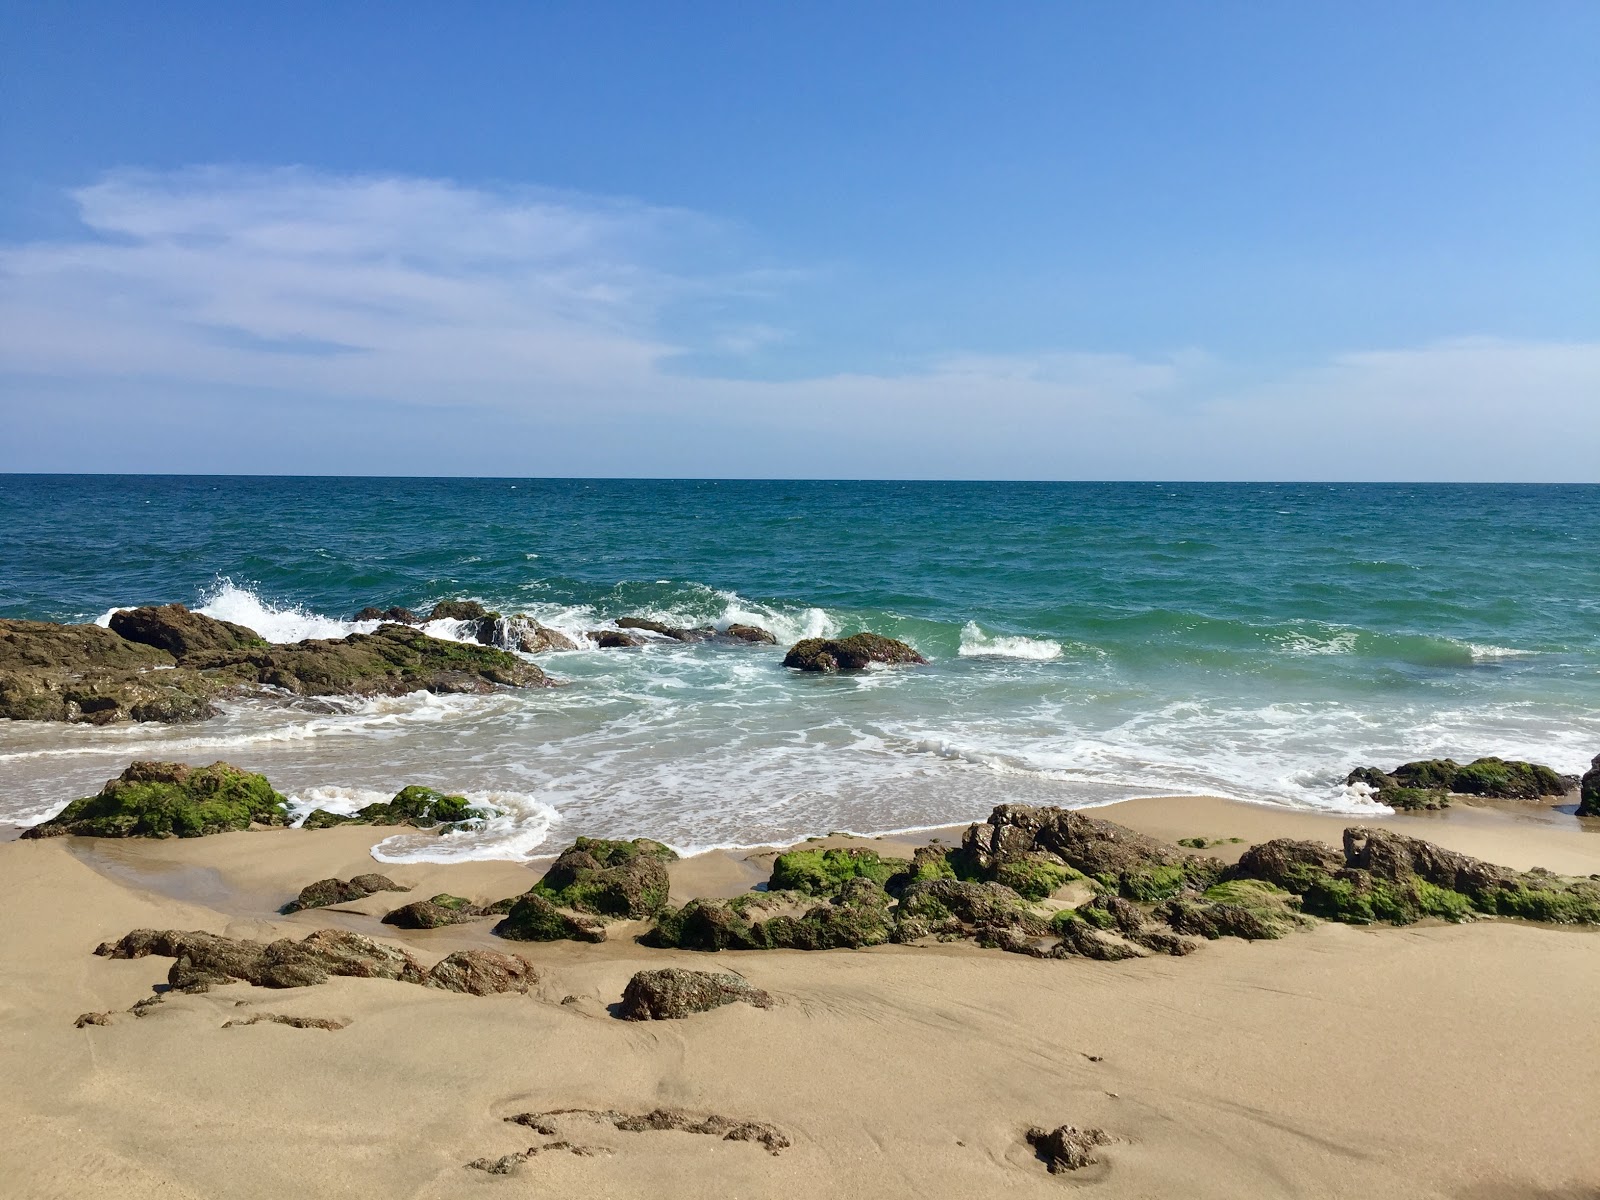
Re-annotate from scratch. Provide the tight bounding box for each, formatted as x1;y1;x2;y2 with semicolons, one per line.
3;794;1597;1200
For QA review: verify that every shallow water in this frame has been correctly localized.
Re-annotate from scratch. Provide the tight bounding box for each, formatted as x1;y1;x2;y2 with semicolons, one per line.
2;477;1596;859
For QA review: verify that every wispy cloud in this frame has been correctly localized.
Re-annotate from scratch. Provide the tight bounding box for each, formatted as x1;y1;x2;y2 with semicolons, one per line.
2;166;1595;479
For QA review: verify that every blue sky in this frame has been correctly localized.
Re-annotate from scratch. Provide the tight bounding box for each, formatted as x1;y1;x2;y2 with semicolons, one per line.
1;1;1596;478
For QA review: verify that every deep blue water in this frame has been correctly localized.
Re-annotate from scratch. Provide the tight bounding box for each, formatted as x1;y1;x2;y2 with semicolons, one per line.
2;476;1596;855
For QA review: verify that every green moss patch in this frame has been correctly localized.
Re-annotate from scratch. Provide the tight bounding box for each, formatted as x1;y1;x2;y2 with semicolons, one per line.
24;761;287;838
769;847;907;897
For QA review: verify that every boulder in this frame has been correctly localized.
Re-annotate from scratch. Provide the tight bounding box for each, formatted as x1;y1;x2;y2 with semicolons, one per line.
531;837;678;919
382;894;484;929
427;600;488;621
1026;1125;1112;1173
23;761;288;838
424;949;538;995
1579;754;1600;818
782;633;926;672
618;968;772;1020
587;630;646;648
493;893;608;943
722;624;777;645
353;606;420;624
768;847;907;897
108;604;264;658
297;785;485;830
283;873;408;913
1347;757;1568;803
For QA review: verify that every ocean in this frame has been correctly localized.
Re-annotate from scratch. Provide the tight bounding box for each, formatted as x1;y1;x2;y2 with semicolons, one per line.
2;476;1596;861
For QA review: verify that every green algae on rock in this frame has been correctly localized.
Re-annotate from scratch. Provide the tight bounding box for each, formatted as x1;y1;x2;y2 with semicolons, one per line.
1347;756;1570;807
530;837;678;919
283;873;408;913
781;632;927;672
649;880;895;951
768;847;908;897
492;893;608;943
22;761;287;838
300;785;486;830
0;617;215;723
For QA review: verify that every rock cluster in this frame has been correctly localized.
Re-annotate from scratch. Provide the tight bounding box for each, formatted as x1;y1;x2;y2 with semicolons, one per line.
618;968;772;1020
782;632;926;672
1;604;552;725
1347;756;1570;810
94;927;536;995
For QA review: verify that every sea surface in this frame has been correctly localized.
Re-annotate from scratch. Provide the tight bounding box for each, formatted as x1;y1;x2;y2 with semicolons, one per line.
2;476;1596;861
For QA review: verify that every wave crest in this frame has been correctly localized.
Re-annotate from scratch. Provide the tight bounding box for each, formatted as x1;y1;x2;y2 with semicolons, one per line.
957;621;1062;661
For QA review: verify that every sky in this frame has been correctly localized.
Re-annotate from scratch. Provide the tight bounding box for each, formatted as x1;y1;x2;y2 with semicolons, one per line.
0;1;1596;479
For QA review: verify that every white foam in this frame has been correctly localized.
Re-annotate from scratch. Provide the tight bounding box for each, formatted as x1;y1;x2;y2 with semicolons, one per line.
194;578;359;642
1467;643;1531;661
957;621;1062;661
1278;628;1358;657
284;784;560;863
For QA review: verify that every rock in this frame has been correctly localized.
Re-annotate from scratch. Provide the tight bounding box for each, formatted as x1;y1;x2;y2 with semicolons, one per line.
75;1011;113;1028
425;949;538;995
109;604;264;658
223;1013;348;1031
188;623;552;698
284;873;408;913
768;847;907;897
782;633;927;672
0;617;217;724
587;629;646;648
722;623;777;645
474;616;578;654
296;785;484;830
353;606;419;624
896;878;1044;936
427;600;488;621
22;761;288;838
618;968;773;1020
1050;918;1144;961
1579;754;1600;817
506;1108;790;1155
651;879;895;951
959;804;1208;900
382;894;485;929
493;893;608;943
1348;757;1568;802
1232;838;1345;889
95;926;427;992
1026;1124;1112;1173
530;837;677;919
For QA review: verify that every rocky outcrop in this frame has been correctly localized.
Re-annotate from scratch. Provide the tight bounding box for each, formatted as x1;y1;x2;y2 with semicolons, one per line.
1347;756;1569;806
1579;754;1600;817
283;873;408;912
0;618;215;723
618;968;772;1020
300;785;484;830
23;761;287;838
108;604;264;657
529;837;677;919
423;949;538;996
94;926;533;995
427;600;487;621
2;611;554;725
1027;1125;1111;1173
617;617;715;642
353;606;419;624
190;623;550;697
723;623;777;645
473;616;578;654
493;893;608;943
782;633;926;672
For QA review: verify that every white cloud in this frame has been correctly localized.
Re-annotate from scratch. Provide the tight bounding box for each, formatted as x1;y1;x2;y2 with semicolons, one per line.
1;166;1595;479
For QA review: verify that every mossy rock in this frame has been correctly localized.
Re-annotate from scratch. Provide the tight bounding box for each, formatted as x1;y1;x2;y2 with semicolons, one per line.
651;881;894;952
530;837;678;919
993;855;1081;901
301;785;485;829
769;847;907;897
493;893;608;942
23;761;287;838
781;633;927;673
1383;787;1450;811
1449;757;1566;800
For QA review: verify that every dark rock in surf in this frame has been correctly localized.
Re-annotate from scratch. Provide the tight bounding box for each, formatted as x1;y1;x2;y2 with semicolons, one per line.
427;600;489;622
1580;754;1600;817
782;633;926;672
588;629;646;648
1345;757;1568;804
353;606;420;625
722;623;778;645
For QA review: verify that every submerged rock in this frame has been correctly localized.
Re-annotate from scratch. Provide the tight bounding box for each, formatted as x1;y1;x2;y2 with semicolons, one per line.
23;761;288;838
616;617;715;642
618;968;772;1020
1027;1124;1112;1173
284;873;408;913
782;633;927;672
531;837;678;919
108;604;265;658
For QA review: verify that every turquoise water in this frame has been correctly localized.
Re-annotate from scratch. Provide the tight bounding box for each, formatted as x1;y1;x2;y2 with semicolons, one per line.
2;476;1596;857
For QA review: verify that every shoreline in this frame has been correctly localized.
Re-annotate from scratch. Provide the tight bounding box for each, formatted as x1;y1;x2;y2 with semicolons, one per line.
2;790;1597;1196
